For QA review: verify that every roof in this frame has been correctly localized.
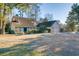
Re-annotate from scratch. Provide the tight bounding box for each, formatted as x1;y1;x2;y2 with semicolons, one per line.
12;16;37;27
37;21;58;27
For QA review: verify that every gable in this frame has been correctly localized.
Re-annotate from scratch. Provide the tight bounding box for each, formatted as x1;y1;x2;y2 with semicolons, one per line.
52;22;60;28
12;16;37;27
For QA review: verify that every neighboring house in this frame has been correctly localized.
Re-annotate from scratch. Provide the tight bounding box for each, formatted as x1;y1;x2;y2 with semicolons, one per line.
37;20;60;34
11;16;37;34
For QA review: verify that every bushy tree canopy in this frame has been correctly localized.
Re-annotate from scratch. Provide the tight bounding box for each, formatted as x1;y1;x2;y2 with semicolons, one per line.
65;3;79;32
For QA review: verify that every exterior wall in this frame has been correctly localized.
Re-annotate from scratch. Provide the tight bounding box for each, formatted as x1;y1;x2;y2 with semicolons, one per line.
19;28;24;32
11;22;21;34
27;27;32;31
51;22;60;34
12;27;36;34
11;22;37;34
27;27;36;31
14;27;25;34
11;22;16;33
15;28;20;33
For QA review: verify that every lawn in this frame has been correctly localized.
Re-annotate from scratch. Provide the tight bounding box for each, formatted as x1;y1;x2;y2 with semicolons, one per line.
0;43;42;56
0;34;46;56
0;33;79;56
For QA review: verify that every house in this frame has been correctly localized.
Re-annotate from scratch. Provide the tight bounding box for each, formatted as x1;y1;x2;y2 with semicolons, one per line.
37;20;60;34
11;16;37;34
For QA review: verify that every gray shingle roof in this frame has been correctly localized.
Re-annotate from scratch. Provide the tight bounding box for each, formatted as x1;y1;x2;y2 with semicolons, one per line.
37;21;57;27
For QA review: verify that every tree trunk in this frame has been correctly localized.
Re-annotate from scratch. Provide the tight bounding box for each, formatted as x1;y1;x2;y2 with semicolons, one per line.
2;20;6;34
2;4;6;34
0;18;4;34
0;17;6;34
0;20;1;33
1;19;2;34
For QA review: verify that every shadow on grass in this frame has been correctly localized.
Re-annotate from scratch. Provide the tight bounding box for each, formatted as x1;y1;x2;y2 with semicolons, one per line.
1;34;79;56
0;37;48;56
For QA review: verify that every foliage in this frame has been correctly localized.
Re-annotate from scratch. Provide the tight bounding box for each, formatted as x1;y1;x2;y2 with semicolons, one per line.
28;4;40;20
65;3;79;32
45;13;53;21
37;25;47;33
26;30;34;34
0;3;41;34
0;3;12;34
5;22;15;34
15;3;40;19
15;3;30;17
26;29;38;34
39;14;52;23
0;3;38;34
26;27;48;34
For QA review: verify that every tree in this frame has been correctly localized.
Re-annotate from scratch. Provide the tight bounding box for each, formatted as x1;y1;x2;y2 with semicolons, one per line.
0;3;15;34
0;3;32;34
0;3;40;34
15;14;19;16
0;3;10;34
39;18;44;23
28;4;40;20
43;17;48;22
11;3;40;20
65;21;76;32
71;3;79;24
38;25;47;33
65;3;79;32
15;3;30;17
45;13;53;21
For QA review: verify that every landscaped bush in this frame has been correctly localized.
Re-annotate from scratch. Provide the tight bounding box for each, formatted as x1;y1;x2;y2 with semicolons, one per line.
26;30;38;34
26;26;49;34
8;30;15;34
26;29;46;34
5;22;15;34
5;27;15;34
16;32;24;35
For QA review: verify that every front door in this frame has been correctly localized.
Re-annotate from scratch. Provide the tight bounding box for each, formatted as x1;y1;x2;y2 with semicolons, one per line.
24;27;27;32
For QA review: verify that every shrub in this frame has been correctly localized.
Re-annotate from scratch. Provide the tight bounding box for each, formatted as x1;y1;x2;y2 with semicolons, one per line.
5;22;15;34
8;30;15;34
26;30;38;34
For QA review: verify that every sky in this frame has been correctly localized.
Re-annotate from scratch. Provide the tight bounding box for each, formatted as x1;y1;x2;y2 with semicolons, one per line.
40;3;73;24
13;3;73;24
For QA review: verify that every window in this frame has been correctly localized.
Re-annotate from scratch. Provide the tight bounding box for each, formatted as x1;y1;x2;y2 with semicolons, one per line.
20;28;24;32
